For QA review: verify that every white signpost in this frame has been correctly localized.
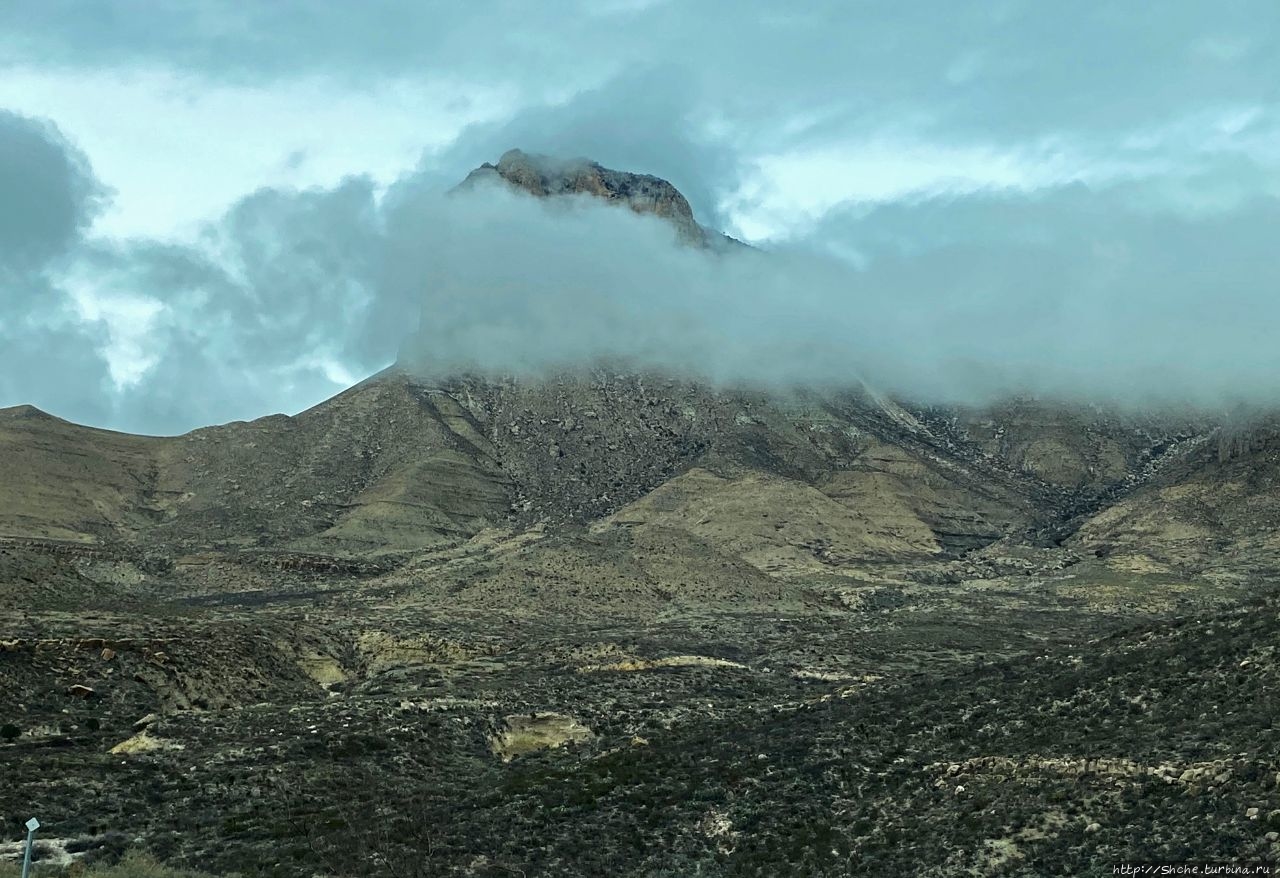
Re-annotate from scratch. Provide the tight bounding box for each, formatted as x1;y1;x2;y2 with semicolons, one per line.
20;817;38;878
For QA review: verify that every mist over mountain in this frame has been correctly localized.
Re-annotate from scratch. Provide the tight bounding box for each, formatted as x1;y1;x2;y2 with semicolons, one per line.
399;153;1280;411
5;131;1280;434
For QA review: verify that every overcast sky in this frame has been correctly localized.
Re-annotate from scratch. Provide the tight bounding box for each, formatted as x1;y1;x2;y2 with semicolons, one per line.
2;1;1279;433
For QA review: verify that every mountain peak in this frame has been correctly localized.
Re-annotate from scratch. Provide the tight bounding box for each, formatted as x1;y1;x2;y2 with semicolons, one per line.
460;148;742;250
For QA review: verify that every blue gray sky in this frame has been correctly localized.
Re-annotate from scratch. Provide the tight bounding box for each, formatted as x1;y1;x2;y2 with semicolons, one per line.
2;1;1279;433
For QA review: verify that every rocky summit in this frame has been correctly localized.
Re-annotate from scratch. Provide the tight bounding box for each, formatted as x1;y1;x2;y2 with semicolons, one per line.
460;148;744;249
2;156;1278;877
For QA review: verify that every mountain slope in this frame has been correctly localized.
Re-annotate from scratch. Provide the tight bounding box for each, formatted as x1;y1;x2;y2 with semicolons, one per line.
0;405;161;544
1073;426;1280;577
0;367;1202;571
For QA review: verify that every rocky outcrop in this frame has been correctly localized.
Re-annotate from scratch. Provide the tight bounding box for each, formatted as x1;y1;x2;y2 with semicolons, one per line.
490;711;594;761
460;148;742;249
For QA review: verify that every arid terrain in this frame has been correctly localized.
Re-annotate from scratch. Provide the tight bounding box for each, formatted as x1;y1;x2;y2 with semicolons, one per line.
3;155;1279;876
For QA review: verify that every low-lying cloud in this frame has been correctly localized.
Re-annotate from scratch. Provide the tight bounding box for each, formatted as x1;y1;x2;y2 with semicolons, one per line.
396;177;1280;410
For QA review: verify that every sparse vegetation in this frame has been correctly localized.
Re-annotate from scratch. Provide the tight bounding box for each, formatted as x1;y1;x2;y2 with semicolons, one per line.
4;590;1276;876
0;851;216;878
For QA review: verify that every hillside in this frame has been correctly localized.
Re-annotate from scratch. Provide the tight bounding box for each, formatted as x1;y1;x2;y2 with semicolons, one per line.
0;370;1216;565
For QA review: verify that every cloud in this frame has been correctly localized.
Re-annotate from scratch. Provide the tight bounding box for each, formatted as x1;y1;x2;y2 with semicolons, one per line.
63;178;401;434
0;110;106;269
392;176;1280;410
0;111;117;423
5;3;1278;245
0;322;115;428
0;67;513;239
11;3;1278;138
0;108;400;434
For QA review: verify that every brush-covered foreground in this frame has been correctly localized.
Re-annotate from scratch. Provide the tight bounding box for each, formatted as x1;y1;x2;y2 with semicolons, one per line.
2;531;1276;876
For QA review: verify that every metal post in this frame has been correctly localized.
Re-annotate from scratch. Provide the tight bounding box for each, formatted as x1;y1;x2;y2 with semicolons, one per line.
20;817;38;878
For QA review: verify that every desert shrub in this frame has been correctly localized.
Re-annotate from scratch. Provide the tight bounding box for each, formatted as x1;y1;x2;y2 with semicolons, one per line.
0;850;218;878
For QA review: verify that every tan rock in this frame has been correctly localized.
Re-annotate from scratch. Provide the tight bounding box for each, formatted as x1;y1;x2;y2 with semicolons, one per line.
490;713;593;762
461;149;720;248
110;731;184;755
132;713;160;731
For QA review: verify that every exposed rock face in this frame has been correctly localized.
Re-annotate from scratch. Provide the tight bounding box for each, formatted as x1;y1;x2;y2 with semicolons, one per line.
490;712;594;761
460;148;742;249
109;730;184;755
